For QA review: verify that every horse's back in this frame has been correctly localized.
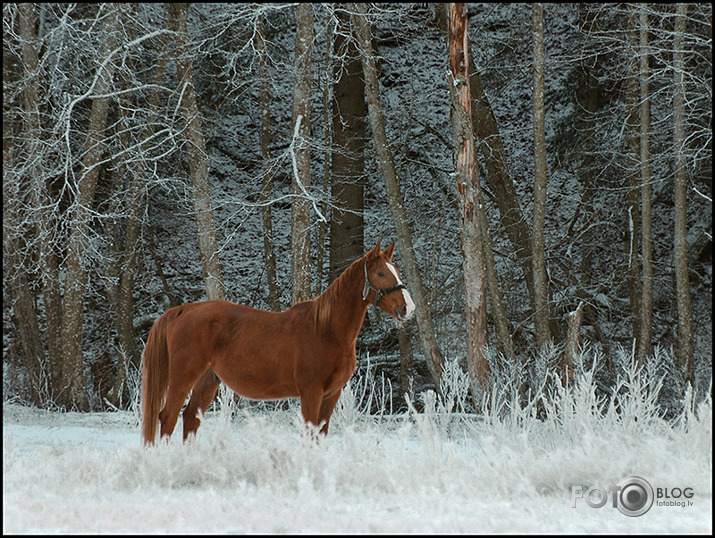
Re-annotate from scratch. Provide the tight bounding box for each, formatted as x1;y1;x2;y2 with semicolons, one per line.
163;300;255;353
164;299;309;399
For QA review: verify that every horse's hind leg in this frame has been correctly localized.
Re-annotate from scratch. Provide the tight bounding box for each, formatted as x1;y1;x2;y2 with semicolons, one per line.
183;369;221;440
158;363;206;441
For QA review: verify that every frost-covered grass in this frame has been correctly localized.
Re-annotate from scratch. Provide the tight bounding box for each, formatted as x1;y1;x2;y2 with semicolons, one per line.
3;348;712;533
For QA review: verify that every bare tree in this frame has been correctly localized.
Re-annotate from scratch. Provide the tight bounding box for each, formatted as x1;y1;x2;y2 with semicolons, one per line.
567;3;710;380
16;2;64;398
290;3;314;304
625;6;643;359
351;2;444;385
434;3;514;361
329;6;367;284
4;3;46;405
672;3;694;384
434;3;536;310
637;5;654;363
257;11;281;311
531;3;551;349
106;8;170;405
447;2;490;394
166;3;225;302
59;4;122;410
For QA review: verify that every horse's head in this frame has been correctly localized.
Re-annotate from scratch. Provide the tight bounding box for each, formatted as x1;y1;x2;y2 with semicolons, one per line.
362;241;415;322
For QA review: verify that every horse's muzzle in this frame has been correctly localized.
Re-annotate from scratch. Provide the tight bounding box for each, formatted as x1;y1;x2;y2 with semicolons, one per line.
394;304;414;322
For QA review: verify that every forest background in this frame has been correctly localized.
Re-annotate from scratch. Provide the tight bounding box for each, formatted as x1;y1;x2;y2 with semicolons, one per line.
2;3;712;415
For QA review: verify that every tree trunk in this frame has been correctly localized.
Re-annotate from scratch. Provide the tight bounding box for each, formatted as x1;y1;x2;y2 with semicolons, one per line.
4;203;44;405
18;2;64;397
257;12;281;311
59;5;121;409
290;3;314;304
10;2;46;405
351;2;444;386
625;6;643;360
104;78;132;406
329;6;366;283
435;3;514;361
447;3;490;395
477;186;515;360
637;5;654;363
672;3;694;385
112;176;144;401
108;13;168;405
398;323;414;401
167;3;225;302
574;5;600;295
4;172;45;405
317;9;334;294
531;3;551;349
434;3;535;307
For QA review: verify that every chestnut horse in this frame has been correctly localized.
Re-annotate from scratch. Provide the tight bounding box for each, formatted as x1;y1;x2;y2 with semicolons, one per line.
141;241;415;445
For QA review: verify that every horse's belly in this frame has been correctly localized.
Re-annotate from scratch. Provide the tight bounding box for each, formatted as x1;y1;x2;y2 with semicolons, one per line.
214;365;298;401
231;382;299;401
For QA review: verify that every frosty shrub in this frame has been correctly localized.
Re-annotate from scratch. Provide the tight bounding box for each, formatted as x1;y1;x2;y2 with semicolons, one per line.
438;356;471;415
3;343;710;535
124;361;142;426
331;354;394;430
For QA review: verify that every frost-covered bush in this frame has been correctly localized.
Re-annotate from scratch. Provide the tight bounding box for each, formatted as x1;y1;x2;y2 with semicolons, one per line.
3;345;710;533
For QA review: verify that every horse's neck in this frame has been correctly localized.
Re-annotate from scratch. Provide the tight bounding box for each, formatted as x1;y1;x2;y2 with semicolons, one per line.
313;257;369;341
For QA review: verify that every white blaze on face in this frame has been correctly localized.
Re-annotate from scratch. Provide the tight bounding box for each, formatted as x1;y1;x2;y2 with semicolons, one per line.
386;262;415;319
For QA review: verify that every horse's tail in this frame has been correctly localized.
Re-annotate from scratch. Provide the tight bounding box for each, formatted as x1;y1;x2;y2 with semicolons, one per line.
141;307;180;446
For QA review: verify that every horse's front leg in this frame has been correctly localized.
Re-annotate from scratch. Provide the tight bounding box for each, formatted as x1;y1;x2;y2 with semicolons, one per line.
317;389;342;435
299;387;325;440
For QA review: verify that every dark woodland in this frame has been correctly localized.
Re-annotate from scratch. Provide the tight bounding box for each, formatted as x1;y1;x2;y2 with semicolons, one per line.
3;3;712;414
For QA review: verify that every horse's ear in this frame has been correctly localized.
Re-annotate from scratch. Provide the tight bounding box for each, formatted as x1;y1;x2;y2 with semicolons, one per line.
384;241;396;261
368;240;382;258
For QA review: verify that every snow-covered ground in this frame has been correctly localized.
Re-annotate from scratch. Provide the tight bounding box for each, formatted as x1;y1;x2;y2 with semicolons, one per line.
3;358;712;534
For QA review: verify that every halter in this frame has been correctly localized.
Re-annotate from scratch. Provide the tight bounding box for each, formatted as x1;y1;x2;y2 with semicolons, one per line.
362;260;407;310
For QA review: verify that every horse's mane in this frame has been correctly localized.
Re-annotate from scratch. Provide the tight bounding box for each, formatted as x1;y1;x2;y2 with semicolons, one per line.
310;252;368;330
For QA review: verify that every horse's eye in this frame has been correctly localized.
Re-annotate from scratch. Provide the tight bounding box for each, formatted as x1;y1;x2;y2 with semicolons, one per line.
377;271;385;278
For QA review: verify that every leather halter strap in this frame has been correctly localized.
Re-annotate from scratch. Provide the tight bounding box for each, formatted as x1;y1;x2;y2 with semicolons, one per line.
362;260;407;309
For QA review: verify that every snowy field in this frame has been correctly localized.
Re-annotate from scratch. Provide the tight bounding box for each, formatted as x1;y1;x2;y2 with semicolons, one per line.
3;357;712;534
